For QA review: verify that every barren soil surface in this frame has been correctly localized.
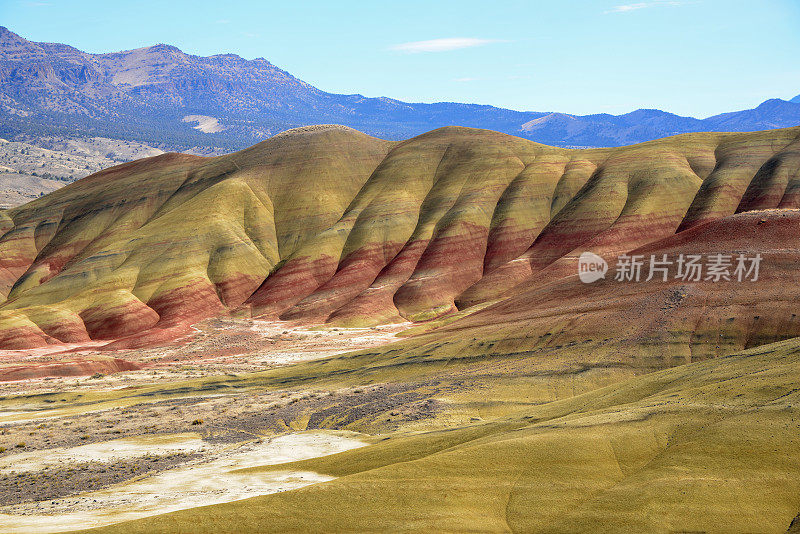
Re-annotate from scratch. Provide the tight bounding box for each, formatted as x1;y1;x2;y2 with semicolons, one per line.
0;318;409;395
0;318;409;531
0;431;367;533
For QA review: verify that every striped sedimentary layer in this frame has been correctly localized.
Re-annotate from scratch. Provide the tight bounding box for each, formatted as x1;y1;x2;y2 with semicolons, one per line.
0;124;799;353
366;208;800;385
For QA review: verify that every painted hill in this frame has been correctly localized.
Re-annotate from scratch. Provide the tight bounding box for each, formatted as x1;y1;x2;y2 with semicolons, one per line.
78;335;800;533
1;124;799;358
360;208;800;398
1;26;799;150
2;124;800;533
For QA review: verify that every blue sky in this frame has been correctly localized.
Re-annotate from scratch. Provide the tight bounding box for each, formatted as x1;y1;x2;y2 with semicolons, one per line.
2;0;799;117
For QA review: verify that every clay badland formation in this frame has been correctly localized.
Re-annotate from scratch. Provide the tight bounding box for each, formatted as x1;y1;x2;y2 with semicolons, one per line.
0;124;800;532
1;124;800;357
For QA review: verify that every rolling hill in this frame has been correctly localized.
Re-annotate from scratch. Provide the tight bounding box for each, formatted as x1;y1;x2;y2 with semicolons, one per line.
76;335;800;533
1;124;799;533
1;124;799;367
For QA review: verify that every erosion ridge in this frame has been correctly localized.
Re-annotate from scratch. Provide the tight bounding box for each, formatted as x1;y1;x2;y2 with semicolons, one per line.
0;125;799;357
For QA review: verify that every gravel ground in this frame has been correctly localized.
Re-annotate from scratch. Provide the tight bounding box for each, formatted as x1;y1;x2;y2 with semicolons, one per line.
0;453;197;506
0;317;445;511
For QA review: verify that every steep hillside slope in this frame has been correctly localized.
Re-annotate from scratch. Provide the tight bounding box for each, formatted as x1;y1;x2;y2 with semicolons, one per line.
2;26;798;149
0;125;393;348
0;26;541;148
344;209;800;396
0;125;798;357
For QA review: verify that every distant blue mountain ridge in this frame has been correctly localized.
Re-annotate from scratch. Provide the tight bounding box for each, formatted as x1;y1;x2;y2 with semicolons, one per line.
0;26;798;150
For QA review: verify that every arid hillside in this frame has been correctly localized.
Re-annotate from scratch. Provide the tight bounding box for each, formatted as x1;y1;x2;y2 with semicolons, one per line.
2;25;798;149
1;124;800;534
0;136;164;208
0;124;799;364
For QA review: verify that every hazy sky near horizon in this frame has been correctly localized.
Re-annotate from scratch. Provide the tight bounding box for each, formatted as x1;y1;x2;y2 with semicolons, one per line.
2;0;799;117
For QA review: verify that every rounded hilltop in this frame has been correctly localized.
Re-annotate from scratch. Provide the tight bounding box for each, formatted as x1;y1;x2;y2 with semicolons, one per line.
0;126;799;353
270;124;364;139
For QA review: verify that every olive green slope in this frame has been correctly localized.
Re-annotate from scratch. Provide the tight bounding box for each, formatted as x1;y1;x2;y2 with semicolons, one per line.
1;125;799;349
4;124;792;533
82;337;800;534
0;126;393;348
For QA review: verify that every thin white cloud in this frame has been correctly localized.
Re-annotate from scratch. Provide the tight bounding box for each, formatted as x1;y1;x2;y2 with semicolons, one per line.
390;38;501;53
608;2;648;12
606;1;685;14
216;19;231;24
